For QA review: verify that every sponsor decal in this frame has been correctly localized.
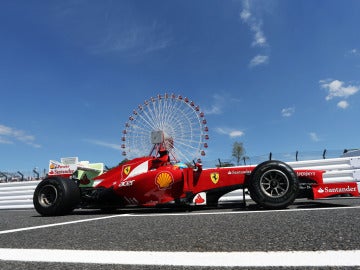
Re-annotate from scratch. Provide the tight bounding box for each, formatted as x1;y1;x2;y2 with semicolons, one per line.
193;192;206;205
155;171;174;189
210;172;219;184
123;166;131;176
48;161;76;175
313;183;359;199
318;185;357;194
297;171;316;177
227;170;252;175
119;180;135;187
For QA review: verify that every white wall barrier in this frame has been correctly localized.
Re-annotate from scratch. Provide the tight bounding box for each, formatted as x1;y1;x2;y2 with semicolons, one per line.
1;156;360;209
0;181;40;210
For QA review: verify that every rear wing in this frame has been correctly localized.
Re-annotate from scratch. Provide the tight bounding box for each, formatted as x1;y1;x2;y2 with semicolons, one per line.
48;157;104;186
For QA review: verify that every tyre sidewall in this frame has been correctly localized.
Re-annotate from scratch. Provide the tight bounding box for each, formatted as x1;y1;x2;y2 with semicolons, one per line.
248;160;299;209
33;177;80;216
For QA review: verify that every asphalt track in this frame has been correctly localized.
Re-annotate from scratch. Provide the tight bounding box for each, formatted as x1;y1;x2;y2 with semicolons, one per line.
1;198;360;269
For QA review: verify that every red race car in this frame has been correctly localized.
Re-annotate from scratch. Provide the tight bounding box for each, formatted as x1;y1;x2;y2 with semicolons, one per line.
33;151;359;216
33;94;360;216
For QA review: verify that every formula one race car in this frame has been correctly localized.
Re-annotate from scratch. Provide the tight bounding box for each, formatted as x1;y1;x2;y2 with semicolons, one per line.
33;150;360;216
33;94;360;216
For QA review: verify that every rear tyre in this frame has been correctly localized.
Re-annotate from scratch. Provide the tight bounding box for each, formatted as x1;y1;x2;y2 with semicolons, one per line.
248;160;299;209
33;177;80;216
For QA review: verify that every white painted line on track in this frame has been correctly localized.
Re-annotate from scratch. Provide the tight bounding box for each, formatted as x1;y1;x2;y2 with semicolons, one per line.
1;205;360;235
0;214;130;235
0;248;359;267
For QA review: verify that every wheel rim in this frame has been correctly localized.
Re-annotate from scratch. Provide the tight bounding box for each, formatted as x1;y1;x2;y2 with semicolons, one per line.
260;169;290;198
38;184;58;207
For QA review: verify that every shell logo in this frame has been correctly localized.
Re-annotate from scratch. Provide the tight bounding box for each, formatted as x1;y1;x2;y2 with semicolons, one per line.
49;163;55;169
155;172;174;190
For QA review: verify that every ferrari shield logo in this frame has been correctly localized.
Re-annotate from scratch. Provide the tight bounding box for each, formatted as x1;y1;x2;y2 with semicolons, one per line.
210;172;219;184
123;166;131;176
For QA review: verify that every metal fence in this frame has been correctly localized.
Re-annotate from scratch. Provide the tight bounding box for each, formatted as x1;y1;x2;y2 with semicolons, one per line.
212;148;359;168
0;169;46;183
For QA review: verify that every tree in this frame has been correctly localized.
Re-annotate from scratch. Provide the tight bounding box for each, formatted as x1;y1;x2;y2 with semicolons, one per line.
232;141;245;165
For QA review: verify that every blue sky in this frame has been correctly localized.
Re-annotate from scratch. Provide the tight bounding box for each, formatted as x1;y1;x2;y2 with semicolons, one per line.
1;0;360;172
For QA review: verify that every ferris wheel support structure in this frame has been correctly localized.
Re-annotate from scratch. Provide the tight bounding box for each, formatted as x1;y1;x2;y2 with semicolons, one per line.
121;93;209;164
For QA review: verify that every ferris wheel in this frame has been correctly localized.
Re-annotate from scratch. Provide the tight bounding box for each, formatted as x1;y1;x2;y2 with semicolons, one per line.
121;93;209;163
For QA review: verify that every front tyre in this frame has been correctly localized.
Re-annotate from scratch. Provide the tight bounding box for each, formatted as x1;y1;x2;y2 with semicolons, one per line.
248;160;299;209
33;177;80;216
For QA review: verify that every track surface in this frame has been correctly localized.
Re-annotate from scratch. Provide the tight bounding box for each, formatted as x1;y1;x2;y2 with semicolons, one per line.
1;198;360;269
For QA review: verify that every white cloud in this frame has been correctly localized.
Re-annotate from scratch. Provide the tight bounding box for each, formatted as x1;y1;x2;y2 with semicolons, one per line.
203;94;225;115
54;2;172;56
216;128;244;138
229;130;245;138
240;0;270;68
240;0;267;48
0;136;13;144
215;128;228;135
309;132;320;142
85;139;121;150
203;104;222;115
240;8;251;22
203;93;242;115
347;48;360;57
320;79;359;100
337;100;349;109
90;22;172;56
281;107;295;117
249;55;269;68
251;23;267;47
0;124;40;148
